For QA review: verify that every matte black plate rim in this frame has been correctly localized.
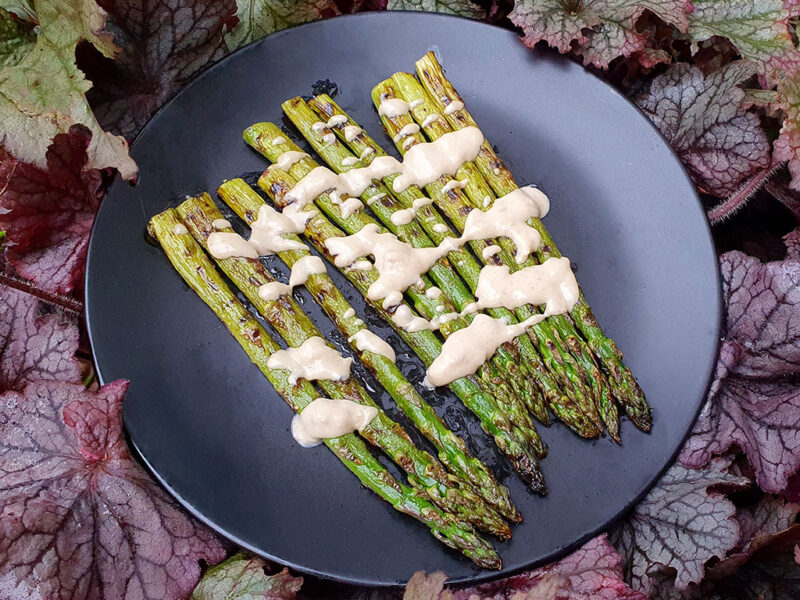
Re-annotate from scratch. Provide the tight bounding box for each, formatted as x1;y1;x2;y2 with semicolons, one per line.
85;12;722;588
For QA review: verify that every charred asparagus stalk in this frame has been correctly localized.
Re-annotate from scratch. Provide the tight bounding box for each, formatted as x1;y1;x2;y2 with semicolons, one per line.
381;73;620;441
308;93;602;439
244;120;547;460
148;208;501;568
179;191;517;530
279;97;548;439
225;159;546;493
414;52;650;432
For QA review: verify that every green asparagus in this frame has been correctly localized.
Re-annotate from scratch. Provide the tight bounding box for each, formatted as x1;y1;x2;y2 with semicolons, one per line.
308;93;602;440
245;119;547;460
414;52;650;432
148;208;501;568
230;157;546;493
280;97;549;441
381;73;620;441
178;191;515;535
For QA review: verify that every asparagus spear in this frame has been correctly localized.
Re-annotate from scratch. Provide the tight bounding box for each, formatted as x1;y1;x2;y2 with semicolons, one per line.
178;191;516;534
245;120;547;459
414;52;650;432
226;161;547;493
280;98;549;438
148;209;501;568
214;181;520;522
308;94;602;440
383;73;620;442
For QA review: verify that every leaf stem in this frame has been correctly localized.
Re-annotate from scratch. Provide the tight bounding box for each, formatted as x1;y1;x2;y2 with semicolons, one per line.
0;270;84;315
708;165;780;225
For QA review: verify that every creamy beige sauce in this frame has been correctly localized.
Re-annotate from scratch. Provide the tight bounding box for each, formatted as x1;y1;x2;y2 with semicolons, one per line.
442;178;468;194
382;291;403;309
343;307;356;319
282;203;316;230
339;197;364;219
482;244;501;259
432;223;448;234
393;123;420;142
392;127;483;193
459;187;549;263
212;219;231;230
425;313;546;386
402;136;416;151
422;113;443;128
360;147;374;159
344;125;362;142
366;192;387;206
258;281;291;301
173;223;188;235
286;158;403;207
322;133;335;145
390;208;415;226
325;223;451;302
378;97;410;117
248;204;308;254
208;232;259;259
311;121;326;132
291;398;377;447
350;329;396;361
483;195;492;208
425;286;442;299
275;150;309;171
327;115;347;128
409;98;424;109
444;100;465;115
342;156;359;166
391;305;435;332
288;255;326;287
349;259;373;271
475;259;579;313
268;336;352;385
272;135;287;146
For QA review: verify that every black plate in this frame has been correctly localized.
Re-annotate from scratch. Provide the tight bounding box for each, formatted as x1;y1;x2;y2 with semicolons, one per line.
85;12;721;587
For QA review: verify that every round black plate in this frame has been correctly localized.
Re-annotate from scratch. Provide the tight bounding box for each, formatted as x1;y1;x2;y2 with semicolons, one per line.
86;12;721;587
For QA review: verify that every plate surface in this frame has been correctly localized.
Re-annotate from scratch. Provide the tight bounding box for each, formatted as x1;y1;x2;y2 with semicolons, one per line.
86;12;721;587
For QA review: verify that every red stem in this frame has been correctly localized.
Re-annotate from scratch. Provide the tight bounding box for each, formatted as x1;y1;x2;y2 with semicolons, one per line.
707;165;778;225
0;270;84;315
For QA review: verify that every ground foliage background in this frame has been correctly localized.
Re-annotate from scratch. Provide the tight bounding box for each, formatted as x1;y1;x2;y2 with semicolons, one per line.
1;1;800;598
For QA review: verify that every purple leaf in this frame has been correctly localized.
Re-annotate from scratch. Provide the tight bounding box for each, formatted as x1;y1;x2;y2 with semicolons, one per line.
509;0;690;69
679;251;800;493
0;380;225;599
636;61;771;198
775;67;800;193
0;284;81;393
78;0;238;140
610;457;749;594
193;553;303;600
0;125;105;295
451;535;645;600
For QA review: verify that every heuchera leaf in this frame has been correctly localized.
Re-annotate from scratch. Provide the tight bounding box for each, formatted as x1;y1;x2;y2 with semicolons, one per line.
0;8;35;67
610;458;750;595
0;284;81;393
679;251;800;493
224;0;340;52
774;67;800;193
386;0;485;19
451;535;645;600
687;0;800;77
0;125;104;295
192;553;303;600
0;379;226;599
0;0;137;179
79;0;238;140
636;61;771;197
509;0;690;69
